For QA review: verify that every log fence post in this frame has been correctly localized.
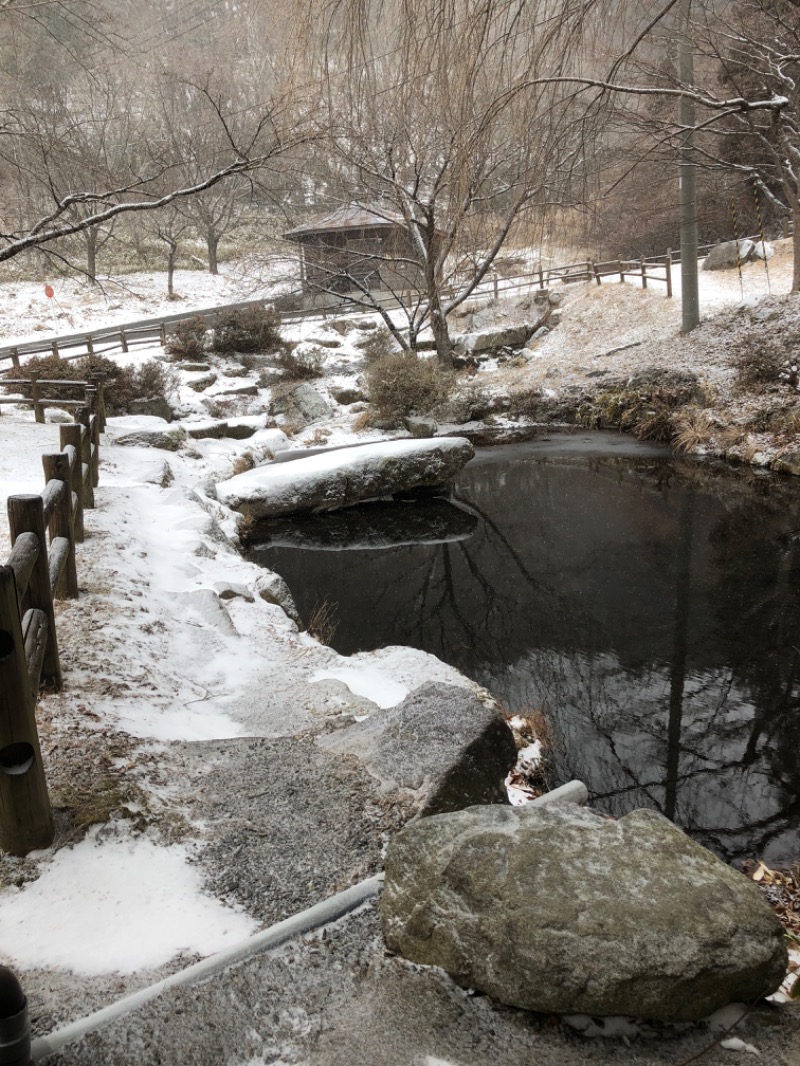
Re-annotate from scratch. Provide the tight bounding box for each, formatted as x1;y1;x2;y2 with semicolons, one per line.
87;374;106;432
51;341;59;359
0;566;54;856
6;495;61;689
29;373;44;424
119;329;129;353
666;250;674;298
41;454;78;599
74;410;95;508
641;258;648;289
59;427;85;542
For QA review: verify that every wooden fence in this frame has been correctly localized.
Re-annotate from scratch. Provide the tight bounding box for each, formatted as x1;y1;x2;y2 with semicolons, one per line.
0;408;100;855
0;373;107;427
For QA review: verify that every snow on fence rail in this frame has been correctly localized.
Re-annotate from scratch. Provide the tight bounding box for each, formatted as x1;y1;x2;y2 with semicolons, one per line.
0;409;101;855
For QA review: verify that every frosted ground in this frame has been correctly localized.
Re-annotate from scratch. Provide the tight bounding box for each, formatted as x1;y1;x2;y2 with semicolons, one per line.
0;243;797;1049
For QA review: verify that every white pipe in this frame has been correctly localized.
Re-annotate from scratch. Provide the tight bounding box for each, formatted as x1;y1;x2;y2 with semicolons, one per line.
529;779;588;808
31;873;385;1062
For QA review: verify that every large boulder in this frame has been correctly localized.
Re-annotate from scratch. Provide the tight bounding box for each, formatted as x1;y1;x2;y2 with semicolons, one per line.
382;803;787;1022
291;383;331;423
703;239;755;271
453;323;538;354
316;683;517;817
216;437;475;519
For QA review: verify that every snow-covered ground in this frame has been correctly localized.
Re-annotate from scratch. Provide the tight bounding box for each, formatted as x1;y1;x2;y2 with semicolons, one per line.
0;245;797;1001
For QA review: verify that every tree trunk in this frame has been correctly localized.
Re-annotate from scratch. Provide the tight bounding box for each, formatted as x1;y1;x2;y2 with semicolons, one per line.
86;227;97;284
430;300;452;369
793;199;800;293
207;229;219;275
167;240;178;297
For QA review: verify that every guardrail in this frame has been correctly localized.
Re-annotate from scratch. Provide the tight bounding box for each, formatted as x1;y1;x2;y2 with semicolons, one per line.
0;408;100;855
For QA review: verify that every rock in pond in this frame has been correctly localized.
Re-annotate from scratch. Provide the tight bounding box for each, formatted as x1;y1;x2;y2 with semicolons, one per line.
382;803;787;1022
216;437;475;520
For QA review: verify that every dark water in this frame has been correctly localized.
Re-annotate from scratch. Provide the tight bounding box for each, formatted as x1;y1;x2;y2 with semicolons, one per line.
247;434;800;865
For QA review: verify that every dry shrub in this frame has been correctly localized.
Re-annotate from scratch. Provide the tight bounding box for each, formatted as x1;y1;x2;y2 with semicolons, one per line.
365;351;453;421
274;345;324;380
6;353;177;414
733;334;800;393
357;327;398;363
164;316;208;360
212;304;282;354
231;452;255;476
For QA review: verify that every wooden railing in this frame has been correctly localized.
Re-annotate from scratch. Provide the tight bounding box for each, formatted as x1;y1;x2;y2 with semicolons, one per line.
0;373;106;427
0;409;100;855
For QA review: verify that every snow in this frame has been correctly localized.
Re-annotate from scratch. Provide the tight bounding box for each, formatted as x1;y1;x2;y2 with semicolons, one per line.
0;827;257;975
311;665;409;709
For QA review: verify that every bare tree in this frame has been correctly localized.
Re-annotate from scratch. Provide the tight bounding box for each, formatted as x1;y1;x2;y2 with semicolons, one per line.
297;0;598;366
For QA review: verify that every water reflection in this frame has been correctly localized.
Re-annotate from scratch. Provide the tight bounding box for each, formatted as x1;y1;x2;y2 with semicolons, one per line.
247;438;800;864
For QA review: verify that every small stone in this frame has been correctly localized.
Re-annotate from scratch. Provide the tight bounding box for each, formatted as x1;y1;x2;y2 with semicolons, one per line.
185;372;218;393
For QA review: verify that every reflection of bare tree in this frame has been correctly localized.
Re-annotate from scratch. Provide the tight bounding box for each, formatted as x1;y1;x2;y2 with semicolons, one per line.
257;454;800;864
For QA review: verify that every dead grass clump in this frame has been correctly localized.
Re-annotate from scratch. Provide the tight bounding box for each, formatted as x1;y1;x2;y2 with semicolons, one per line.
672;407;717;455
577;371;706;443
307;598;338;645
365;351;454;421
732;328;800;394
231;452;256;476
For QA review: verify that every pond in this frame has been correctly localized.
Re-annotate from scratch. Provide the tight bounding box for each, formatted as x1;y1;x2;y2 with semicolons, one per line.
247;433;800;866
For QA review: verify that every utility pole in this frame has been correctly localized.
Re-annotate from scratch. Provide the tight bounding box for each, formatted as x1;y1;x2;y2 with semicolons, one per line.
678;0;700;331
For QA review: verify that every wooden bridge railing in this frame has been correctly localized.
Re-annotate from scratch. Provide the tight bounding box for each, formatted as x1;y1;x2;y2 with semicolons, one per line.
0;410;100;855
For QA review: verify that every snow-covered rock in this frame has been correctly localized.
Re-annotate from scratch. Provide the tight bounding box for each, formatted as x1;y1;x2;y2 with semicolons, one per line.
216;437;475;519
703;239;755;271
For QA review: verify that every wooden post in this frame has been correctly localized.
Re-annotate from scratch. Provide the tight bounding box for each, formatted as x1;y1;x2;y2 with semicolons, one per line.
88;374;106;432
74;410;94;508
591;262;601;286
51;340;59;359
159;323;167;345
492;273;499;299
641;258;648;289
59;427;85;542
666;250;674;299
7;495;61;688
538;265;544;290
41;454;78;599
11;348;19;369
29;372;44;424
619;260;625;282
0;566;55;855
119;329;129;353
86;334;94;356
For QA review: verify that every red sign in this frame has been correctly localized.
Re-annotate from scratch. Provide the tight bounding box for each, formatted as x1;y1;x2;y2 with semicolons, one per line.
44;284;54;298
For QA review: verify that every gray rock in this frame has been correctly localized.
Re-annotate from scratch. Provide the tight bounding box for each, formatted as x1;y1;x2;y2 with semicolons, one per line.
186;420;229;440
182;589;238;636
548;290;563;305
216;383;259;397
185;372;218;393
308;337;343;348
178;362;211;372
115;427;186;451
453;324;536;354
291;383;331;423
531;326;550;340
382;803;787;1022
703;239;755;271
217;437;475;520
404;416;437;438
331;386;365;405
316;683;516;817
213;580;255;603
128;396;174;421
253;571;301;624
329;318;360;335
225;419;259;440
